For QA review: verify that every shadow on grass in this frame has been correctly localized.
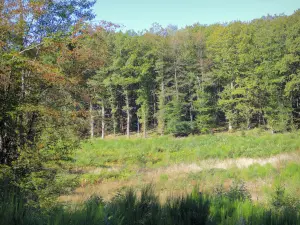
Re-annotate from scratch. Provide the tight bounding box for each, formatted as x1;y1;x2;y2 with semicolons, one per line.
1;182;300;225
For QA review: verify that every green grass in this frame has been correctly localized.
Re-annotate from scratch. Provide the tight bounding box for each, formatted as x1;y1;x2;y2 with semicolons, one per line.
2;131;300;224
1;184;300;225
55;130;300;204
58;131;300;192
74;131;300;169
184;161;300;204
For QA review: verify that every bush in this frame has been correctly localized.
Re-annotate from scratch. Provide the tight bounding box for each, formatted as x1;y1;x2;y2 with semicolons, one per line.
272;185;300;211
213;180;251;202
168;121;197;137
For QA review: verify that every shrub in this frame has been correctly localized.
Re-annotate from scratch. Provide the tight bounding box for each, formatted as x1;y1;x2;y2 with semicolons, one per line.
213;180;251;202
168;121;197;137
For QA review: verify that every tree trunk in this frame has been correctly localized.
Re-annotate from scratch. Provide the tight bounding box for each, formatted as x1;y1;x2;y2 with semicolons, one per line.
153;91;156;127
174;65;179;100
247;118;251;130
143;111;147;138
198;48;204;92
200;53;204;92
158;80;165;136
101;103;105;139
190;103;193;122
112;114;116;137
90;100;94;139
109;84;117;137
137;117;140;135
228;122;233;131
120;118;124;135
196;47;204;101
19;70;25;147
228;81;234;132
125;90;130;138
26;112;37;144
196;75;201;100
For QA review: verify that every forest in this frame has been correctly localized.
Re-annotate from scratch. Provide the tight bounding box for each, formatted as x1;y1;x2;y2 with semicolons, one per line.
1;0;300;224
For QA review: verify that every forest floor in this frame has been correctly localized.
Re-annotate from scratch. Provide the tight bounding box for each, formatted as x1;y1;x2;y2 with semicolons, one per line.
59;130;300;204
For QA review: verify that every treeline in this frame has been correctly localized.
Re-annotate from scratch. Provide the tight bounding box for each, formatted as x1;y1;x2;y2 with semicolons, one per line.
88;11;300;138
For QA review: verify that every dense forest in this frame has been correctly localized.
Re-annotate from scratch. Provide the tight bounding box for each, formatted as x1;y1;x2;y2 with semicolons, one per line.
1;1;300;223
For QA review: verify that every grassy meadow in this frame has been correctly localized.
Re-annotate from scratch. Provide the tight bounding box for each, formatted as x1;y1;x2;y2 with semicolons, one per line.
2;130;300;225
74;130;300;167
57;131;300;205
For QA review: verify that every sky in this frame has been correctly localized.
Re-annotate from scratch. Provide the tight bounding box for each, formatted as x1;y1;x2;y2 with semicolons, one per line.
93;0;300;31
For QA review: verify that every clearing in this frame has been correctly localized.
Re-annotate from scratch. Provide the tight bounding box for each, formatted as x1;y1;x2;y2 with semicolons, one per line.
59;131;300;204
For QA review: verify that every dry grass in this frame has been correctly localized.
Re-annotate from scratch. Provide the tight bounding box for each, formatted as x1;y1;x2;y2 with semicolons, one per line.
59;151;300;204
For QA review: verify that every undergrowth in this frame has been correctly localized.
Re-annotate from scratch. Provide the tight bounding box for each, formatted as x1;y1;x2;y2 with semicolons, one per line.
1;183;299;225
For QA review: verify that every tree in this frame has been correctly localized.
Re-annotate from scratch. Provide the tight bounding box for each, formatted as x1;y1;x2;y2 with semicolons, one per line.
0;0;98;207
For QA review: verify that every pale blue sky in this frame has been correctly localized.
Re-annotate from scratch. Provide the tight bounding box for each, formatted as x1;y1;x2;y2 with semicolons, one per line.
93;0;300;31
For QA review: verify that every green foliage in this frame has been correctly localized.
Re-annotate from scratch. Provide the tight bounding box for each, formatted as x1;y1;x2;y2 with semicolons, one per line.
271;185;300;212
1;184;300;225
214;180;251;202
265;105;292;132
167;121;196;137
0;0;98;209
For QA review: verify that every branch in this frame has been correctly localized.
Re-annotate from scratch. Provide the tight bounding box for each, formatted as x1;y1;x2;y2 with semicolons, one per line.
19;43;44;55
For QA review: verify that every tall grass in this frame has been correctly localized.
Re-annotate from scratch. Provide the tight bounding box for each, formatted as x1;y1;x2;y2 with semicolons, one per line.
74;131;300;168
1;184;299;225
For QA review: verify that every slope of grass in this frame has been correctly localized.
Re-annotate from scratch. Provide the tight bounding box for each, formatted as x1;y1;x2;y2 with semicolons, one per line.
73;131;300;168
56;131;300;203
